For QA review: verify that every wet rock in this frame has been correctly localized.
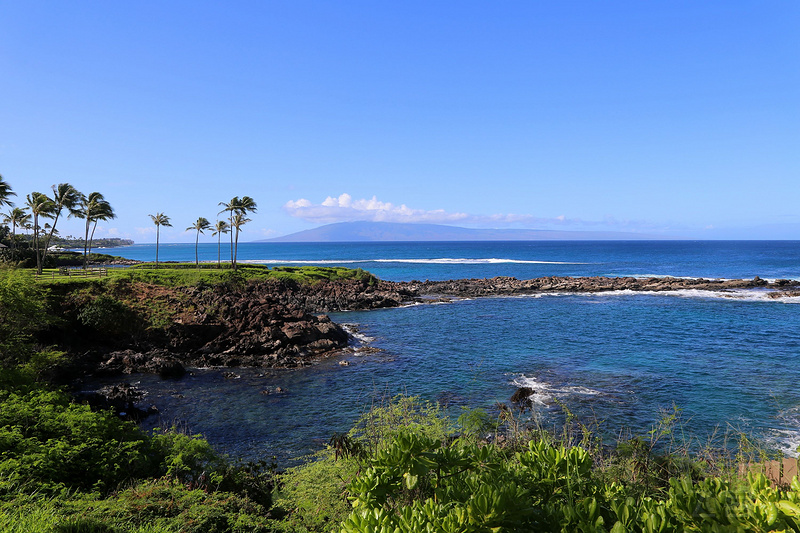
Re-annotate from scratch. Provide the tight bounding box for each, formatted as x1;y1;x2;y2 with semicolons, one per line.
152;357;186;379
76;382;157;421
510;387;534;410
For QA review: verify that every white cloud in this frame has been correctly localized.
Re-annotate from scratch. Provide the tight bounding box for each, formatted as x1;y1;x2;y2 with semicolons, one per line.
283;193;667;233
284;194;470;225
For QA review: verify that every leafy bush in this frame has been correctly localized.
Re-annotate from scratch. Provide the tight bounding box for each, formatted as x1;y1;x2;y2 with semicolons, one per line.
273;396;453;532
0;269;50;367
77;295;139;336
273;449;360;532
0;481;272;533
0;388;158;496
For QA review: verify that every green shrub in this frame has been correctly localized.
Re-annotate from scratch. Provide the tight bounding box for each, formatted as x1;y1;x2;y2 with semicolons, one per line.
77;295;139;335
0;269;50;368
102;478;272;533
0;388;158;496
274;449;360;532
149;429;224;487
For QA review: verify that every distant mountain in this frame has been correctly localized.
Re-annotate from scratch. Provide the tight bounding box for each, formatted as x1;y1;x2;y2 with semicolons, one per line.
260;221;670;242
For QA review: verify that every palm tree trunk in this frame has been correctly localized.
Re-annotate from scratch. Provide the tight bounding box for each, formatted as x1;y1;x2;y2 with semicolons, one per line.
217;234;221;268
10;222;16;259
195;231;200;268
88;221;99;259
83;217;91;269
33;213;42;274
234;226;240;270
229;214;234;266
155;227;160;269
42;211;61;265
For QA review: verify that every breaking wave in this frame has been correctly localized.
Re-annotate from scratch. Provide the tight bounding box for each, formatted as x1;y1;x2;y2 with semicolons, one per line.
239;257;582;265
510;374;602;407
513;289;800;303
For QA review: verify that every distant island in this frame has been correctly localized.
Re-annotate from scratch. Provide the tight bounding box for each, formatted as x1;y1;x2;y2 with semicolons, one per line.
260;221;672;242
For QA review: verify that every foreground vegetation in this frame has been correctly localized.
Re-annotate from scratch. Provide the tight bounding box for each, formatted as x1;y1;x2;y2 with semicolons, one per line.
2;267;800;532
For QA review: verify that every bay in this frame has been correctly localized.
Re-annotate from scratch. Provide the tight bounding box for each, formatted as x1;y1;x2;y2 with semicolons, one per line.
92;241;800;464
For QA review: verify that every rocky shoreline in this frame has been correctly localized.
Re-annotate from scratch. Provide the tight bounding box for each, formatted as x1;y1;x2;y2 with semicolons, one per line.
61;273;798;415
251;274;800;313
56;274;798;381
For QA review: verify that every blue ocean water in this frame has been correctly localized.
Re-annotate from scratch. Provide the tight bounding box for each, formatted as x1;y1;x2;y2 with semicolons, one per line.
95;241;800;463
109;240;800;281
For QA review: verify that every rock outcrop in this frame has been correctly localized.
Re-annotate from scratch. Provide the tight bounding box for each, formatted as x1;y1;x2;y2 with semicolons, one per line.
227;276;798;313
54;274;798;378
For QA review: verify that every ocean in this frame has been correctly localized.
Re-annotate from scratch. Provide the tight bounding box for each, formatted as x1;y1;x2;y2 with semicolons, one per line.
92;241;800;463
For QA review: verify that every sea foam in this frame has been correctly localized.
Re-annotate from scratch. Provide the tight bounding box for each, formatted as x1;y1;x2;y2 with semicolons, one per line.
510;374;602;407
239;257;582;265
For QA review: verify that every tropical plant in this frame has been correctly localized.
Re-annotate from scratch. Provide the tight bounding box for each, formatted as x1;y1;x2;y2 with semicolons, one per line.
148;212;172;268
0;269;50;368
0;173;16;209
211;219;229;269
186;216;211;268
41;183;82;266
218;196;256;269
24;192;56;274
217;198;236;265
2;207;30;258
231;212;252;269
78;192;116;269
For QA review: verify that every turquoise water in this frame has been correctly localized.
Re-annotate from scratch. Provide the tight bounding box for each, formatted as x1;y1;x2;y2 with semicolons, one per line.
94;241;800;464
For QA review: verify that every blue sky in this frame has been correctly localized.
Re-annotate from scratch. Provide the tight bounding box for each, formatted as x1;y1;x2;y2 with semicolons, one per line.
1;1;798;242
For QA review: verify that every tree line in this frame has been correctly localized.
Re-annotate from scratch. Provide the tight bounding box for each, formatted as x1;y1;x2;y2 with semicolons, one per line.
0;174;115;274
150;195;257;270
0;173;259;272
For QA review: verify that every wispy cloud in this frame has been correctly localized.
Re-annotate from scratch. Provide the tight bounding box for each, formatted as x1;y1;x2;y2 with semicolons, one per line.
284;193;660;231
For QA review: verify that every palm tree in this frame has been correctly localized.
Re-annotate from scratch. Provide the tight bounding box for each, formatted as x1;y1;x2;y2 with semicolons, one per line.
2;207;30;259
149;212;171;268
0;174;16;209
218;196;257;269
76;192;115;269
211;220;229;269
217;198;237;265
85;194;115;268
230;212;252;269
25;192;56;274
186;217;211;268
42;183;82;264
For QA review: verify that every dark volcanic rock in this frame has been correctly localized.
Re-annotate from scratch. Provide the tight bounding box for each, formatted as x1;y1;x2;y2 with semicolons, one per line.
62;274;799;379
392;275;797;300
76;382;158;421
510;387;534;409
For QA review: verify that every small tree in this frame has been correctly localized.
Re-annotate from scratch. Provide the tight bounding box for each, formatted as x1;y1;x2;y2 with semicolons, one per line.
211;220;229;269
230;212;251;269
42;183;82;266
76;192;116;269
148;212;171;268
186;217;211;268
2;208;30;259
24;192;56;274
218;196;257;269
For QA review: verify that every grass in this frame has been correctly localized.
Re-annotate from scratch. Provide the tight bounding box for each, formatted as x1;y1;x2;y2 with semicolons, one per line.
31;263;378;288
